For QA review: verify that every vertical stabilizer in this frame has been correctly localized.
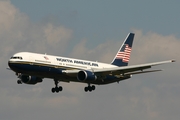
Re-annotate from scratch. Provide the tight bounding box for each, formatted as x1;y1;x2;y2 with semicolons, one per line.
111;33;134;66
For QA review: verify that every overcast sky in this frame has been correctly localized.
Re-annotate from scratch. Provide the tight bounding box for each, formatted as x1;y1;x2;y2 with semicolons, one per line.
0;0;180;120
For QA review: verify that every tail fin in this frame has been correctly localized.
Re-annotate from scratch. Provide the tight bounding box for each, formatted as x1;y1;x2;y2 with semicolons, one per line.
111;33;134;66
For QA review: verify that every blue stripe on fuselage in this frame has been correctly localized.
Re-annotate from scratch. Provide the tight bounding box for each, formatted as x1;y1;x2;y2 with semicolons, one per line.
8;61;131;85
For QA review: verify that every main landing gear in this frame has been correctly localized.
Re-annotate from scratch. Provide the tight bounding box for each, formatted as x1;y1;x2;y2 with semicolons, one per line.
51;79;63;93
84;84;96;92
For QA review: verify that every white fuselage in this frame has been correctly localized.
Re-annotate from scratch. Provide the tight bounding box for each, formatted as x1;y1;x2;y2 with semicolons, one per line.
8;52;119;84
9;52;116;69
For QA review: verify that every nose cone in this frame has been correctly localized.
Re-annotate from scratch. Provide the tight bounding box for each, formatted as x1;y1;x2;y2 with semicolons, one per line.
8;58;17;71
8;59;13;69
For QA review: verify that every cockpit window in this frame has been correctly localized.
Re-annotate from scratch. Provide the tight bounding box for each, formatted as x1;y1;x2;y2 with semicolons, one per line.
10;56;23;60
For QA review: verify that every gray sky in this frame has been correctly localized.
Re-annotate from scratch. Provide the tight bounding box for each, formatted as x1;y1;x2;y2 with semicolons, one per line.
0;0;180;120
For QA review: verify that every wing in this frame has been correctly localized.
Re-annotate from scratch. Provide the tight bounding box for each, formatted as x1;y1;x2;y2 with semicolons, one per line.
62;60;175;76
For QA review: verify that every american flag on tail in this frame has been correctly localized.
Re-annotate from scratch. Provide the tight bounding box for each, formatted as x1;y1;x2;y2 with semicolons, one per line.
115;44;132;63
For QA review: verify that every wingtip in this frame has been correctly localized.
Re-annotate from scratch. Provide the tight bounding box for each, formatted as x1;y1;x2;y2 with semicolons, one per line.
171;59;176;62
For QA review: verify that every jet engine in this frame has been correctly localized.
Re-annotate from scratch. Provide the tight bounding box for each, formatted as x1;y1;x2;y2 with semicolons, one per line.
77;70;97;81
20;75;43;85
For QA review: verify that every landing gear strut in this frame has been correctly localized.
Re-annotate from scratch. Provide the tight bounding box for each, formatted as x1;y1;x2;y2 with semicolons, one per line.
51;79;63;93
17;73;22;84
84;84;95;92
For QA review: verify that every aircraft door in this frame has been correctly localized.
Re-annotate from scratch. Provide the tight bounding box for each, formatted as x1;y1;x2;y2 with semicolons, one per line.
29;56;34;65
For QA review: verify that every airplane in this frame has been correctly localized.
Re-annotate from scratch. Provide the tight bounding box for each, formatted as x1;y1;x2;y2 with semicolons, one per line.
8;33;175;93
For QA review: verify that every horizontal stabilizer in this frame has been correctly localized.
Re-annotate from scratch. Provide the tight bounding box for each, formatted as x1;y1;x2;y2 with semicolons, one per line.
125;69;163;75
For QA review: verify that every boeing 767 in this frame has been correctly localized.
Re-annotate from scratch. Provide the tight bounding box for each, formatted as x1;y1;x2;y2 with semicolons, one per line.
8;33;175;93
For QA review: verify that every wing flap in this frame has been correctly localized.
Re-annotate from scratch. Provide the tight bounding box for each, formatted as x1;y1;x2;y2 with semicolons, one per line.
125;69;163;75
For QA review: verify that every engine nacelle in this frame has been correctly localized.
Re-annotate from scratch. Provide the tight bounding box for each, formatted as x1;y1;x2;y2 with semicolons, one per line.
21;75;43;85
77;70;97;81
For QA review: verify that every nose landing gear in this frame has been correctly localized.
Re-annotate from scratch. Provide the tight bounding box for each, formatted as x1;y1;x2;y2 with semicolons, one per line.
17;80;22;84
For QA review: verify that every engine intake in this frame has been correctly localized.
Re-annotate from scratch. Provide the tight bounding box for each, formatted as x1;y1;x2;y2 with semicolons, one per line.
77;70;97;81
21;75;43;85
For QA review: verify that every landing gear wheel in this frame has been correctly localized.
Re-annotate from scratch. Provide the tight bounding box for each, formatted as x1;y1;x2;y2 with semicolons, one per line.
92;85;95;90
51;88;56;93
17;80;22;84
84;87;88;92
88;86;92;92
55;87;60;93
59;86;63;91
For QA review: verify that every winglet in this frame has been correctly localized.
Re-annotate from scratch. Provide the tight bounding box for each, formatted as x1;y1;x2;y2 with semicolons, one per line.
172;59;176;62
111;33;135;66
